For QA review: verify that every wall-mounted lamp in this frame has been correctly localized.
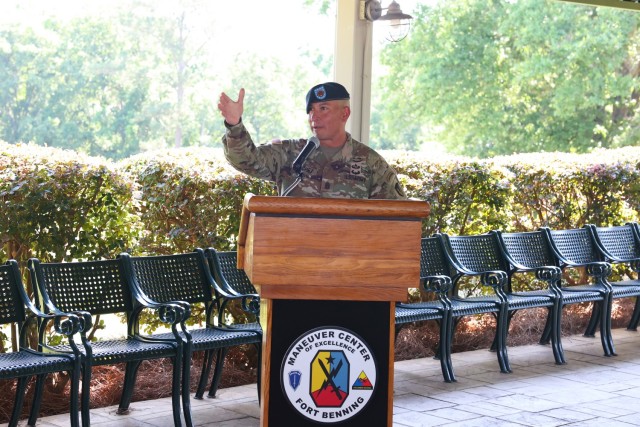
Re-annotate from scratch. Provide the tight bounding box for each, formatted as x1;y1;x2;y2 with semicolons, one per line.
360;0;413;42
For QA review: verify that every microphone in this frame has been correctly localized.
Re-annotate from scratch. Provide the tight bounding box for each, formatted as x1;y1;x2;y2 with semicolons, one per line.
292;136;320;176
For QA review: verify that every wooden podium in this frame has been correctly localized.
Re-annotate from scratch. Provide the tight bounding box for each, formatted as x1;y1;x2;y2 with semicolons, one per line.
237;194;430;426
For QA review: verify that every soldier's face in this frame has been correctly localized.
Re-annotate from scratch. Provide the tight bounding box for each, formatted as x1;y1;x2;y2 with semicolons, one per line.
308;101;350;144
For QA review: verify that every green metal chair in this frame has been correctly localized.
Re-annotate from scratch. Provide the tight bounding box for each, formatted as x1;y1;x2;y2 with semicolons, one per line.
0;260;81;427
589;223;640;331
202;248;261;399
28;257;189;427
441;232;560;373
540;226;615;357
394;236;454;382
125;249;262;407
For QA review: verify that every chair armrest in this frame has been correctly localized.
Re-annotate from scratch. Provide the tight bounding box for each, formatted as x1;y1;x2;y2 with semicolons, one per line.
240;294;260;315
217;293;260;325
128;300;192;345
533;265;562;283
20;311;83;356
480;270;508;289
421;275;452;294
157;301;191;325
509;265;562;290
561;260;611;278
585;261;612;281
131;300;190;327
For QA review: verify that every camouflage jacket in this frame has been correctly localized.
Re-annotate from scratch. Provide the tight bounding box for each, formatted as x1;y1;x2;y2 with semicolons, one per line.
222;121;406;199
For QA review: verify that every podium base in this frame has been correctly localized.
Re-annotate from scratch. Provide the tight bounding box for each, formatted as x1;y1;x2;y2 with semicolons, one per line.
261;299;394;426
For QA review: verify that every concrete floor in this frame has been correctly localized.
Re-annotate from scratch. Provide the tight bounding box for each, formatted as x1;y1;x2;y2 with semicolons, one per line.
31;328;640;426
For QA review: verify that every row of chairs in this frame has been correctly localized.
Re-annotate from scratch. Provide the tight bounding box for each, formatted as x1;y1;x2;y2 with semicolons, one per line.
4;224;640;424
396;223;640;383
0;248;259;427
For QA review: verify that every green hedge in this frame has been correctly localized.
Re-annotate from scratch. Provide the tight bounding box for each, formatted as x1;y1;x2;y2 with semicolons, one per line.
4;141;640;264
3;141;640;336
0;142;140;266
120;148;276;255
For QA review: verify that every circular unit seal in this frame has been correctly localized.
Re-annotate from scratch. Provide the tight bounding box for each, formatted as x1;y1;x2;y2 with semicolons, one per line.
280;326;377;423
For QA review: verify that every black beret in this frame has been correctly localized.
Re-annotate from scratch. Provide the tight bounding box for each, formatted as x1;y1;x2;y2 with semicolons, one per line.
305;82;350;113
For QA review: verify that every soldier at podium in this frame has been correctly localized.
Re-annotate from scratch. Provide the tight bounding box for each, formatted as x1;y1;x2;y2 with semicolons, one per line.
217;82;406;200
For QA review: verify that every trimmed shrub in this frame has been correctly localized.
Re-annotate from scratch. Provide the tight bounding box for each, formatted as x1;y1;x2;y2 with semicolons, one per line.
119;148;276;255
0;142;140;265
3;141;640;334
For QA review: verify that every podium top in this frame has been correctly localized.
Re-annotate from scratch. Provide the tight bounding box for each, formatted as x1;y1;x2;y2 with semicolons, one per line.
238;194;430;250
242;193;429;218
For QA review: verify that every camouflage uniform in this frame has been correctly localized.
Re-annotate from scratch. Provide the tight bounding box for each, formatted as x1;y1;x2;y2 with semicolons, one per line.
223;121;406;199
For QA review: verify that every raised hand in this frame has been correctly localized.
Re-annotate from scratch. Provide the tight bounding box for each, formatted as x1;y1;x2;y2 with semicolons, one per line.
218;88;245;126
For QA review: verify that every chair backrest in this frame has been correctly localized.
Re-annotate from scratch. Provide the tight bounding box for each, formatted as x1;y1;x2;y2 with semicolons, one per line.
0;260;26;325
441;232;507;276
544;227;603;266
419;236;452;278
205;249;256;296
125;249;214;304
29;257;133;315
496;230;559;270
590;223;640;263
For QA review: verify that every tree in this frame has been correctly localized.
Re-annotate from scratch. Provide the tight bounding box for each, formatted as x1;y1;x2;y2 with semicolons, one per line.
375;0;640;157
0;0;333;159
0;19;155;159
226;52;336;142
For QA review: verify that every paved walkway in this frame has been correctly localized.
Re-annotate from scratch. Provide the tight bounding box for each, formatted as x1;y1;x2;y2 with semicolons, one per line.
33;328;640;426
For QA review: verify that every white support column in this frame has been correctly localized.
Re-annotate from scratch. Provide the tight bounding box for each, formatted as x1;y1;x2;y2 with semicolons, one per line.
334;0;373;144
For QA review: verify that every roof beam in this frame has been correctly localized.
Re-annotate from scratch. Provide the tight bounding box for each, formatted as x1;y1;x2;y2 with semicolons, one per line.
556;0;640;11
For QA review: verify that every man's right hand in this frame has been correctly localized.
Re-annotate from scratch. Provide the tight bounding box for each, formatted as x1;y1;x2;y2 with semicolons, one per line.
218;88;245;126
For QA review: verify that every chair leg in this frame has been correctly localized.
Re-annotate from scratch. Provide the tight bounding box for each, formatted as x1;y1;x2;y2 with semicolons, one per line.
496;305;511;374
182;343;194;427
604;294;616;357
439;311;456;383
445;316;461;381
255;342;263;403
550;300;566;365
27;374;46;426
195;350;215;399
80;359;92;427
68;361;81;427
491;311;515;352
626;296;640;331
117;361;142;414
539;307;553;345
598;295;616;357
8;376;29;427
584;302;600;337
207;347;229;398
169;354;184;427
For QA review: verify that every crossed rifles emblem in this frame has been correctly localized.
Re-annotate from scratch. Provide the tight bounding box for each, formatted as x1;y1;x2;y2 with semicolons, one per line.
318;355;345;401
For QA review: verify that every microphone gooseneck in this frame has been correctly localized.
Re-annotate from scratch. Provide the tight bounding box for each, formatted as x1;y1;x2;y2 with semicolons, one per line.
282;136;320;196
292;136;320;176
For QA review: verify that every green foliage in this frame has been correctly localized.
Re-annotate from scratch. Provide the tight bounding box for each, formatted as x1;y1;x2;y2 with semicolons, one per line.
0;142;141;266
119;148;276;255
4;141;640;337
375;0;640;157
390;147;640;237
0;0;330;161
495;150;640;230
393;151;510;236
0;19;156;159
